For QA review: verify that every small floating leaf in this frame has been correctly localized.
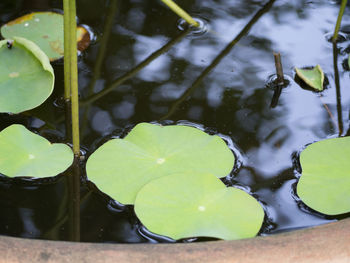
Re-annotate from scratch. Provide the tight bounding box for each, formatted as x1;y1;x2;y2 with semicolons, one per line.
1;12;90;61
0;124;74;178
295;65;324;91
135;172;264;240
0;37;54;114
86;123;235;205
297;137;350;215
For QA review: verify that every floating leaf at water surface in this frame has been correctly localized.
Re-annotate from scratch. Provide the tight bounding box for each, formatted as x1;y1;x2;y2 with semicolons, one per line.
86;122;235;205
297;137;350;215
0;124;74;178
0;12;90;61
0;37;54;114
295;65;324;91
135;172;264;240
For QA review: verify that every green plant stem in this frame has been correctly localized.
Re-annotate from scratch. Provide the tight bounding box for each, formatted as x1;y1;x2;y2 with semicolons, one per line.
63;0;71;100
63;0;81;242
333;0;348;43
161;0;199;27
65;0;80;157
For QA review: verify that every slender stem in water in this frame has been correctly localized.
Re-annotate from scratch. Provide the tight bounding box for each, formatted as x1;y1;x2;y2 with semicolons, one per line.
333;0;348;43
63;0;71;101
63;0;81;242
270;52;284;108
161;0;276;120
333;42;343;136
80;28;189;106
66;0;80;157
161;0;199;27
81;0;119;134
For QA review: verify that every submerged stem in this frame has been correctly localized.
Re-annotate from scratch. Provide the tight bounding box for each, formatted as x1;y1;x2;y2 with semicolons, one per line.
81;0;119;134
80;28;189;106
68;158;81;242
333;0;348;43
161;0;199;27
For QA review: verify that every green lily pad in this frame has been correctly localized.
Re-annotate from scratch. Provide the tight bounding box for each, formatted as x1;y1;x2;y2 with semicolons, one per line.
297;137;350;215
1;12;90;61
0;37;54;114
86;123;235;205
0;124;74;178
135;172;264;240
295;65;324;91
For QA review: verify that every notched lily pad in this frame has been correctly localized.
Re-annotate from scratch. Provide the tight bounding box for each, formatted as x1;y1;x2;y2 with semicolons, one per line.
86;122;235;205
0;37;54;114
1;12;90;61
295;65;324;91
0;124;74;178
297;137;350;215
135;172;264;240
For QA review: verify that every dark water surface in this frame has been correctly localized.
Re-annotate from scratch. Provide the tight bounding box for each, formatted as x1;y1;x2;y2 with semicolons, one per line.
0;0;350;243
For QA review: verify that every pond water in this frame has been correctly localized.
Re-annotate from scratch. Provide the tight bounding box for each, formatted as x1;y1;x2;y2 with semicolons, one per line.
0;0;350;243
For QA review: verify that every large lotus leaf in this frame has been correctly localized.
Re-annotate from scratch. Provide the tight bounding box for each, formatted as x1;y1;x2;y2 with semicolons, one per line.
86;123;235;204
0;37;54;114
297;137;350;215
135;172;264;240
1;12;90;61
0;124;74;178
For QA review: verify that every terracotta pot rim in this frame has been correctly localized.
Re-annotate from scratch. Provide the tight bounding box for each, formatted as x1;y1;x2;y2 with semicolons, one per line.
1;218;350;262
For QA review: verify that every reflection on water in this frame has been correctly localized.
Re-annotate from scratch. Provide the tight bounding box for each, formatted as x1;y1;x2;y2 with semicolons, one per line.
0;0;350;242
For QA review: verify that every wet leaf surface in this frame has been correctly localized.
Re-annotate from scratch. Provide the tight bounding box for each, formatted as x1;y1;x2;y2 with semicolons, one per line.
0;124;73;178
135;172;264;240
0;37;54;114
297;137;350;215
1;12;90;61
295;65;324;91
86;123;235;204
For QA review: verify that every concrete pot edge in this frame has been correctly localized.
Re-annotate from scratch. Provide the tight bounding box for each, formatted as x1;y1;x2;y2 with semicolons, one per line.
0;218;350;263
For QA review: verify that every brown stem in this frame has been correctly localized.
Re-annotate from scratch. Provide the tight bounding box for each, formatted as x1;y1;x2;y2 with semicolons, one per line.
270;52;284;108
273;52;284;86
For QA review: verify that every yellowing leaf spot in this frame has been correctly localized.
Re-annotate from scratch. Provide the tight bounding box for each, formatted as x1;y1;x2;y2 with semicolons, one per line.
28;154;35;160
9;72;19;78
6;13;35;26
49;40;64;55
